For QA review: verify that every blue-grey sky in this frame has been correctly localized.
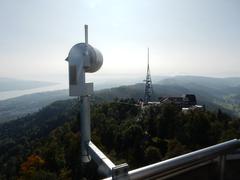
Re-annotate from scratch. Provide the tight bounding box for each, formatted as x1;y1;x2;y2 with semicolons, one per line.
0;0;240;82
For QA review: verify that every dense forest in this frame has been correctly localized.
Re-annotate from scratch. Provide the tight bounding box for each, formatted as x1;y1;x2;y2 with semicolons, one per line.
0;98;240;179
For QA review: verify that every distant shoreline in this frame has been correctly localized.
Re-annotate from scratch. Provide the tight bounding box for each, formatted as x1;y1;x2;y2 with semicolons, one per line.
0;83;67;101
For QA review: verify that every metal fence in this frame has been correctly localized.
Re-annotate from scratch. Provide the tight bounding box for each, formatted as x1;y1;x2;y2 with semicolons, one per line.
104;139;240;180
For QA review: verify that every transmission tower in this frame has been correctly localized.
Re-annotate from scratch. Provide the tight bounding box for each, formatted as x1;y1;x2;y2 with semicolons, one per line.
144;48;153;104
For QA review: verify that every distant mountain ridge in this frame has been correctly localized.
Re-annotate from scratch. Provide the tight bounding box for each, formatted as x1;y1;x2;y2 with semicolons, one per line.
159;76;240;93
1;75;240;123
96;76;240;116
0;77;57;92
159;76;240;116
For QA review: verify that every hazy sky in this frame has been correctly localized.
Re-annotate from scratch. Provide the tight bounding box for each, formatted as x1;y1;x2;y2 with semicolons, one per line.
0;0;240;83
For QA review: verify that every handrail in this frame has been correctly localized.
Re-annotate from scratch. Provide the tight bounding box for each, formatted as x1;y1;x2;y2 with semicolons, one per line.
88;141;116;176
129;139;240;179
104;139;240;180
88;141;129;178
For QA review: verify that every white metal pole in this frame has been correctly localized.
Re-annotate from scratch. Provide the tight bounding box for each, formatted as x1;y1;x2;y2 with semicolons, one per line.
80;24;91;163
80;93;91;162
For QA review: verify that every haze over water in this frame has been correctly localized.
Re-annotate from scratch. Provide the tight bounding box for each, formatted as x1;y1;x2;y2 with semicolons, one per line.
0;84;67;101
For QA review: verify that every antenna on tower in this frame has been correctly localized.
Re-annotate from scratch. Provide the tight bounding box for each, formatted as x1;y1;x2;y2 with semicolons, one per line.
144;48;153;104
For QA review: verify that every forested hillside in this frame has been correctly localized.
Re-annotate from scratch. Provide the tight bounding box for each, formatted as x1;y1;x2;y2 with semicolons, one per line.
0;90;69;123
0;98;240;179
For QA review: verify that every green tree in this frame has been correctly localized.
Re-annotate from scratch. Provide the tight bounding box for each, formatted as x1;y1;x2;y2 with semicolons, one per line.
144;146;162;164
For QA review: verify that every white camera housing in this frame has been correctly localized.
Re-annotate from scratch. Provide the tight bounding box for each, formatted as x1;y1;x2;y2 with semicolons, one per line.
66;43;103;96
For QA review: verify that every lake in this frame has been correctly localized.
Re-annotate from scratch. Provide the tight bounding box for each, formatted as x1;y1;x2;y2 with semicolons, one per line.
0;83;68;101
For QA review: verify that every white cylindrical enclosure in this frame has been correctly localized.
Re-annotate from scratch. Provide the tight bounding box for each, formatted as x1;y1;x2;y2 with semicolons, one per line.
67;43;103;73
86;45;103;73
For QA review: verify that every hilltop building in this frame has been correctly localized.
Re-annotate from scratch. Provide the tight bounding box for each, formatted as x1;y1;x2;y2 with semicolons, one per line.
158;94;197;108
158;94;204;111
141;49;203;111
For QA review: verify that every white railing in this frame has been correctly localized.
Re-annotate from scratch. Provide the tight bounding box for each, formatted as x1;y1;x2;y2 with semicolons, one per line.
104;139;240;180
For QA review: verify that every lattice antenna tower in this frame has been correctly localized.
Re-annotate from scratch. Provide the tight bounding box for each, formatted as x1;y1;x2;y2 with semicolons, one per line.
144;48;153;104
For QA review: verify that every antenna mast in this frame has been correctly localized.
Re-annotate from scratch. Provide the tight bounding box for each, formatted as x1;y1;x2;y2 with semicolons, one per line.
144;48;153;104
85;24;88;44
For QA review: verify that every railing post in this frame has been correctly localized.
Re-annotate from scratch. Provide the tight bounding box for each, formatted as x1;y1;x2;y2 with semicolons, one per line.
219;155;226;180
112;163;129;180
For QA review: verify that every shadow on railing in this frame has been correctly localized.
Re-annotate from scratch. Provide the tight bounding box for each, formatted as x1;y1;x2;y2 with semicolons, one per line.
104;139;240;180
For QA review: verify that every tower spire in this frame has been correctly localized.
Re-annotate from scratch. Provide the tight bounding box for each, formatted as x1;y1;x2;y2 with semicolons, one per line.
144;48;153;104
147;47;149;70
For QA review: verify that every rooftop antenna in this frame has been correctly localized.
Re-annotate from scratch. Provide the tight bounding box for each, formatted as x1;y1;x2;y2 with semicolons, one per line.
144;48;153;104
66;25;128;178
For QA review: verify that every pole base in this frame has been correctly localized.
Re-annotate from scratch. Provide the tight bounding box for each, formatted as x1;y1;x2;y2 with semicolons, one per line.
81;155;91;163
